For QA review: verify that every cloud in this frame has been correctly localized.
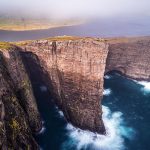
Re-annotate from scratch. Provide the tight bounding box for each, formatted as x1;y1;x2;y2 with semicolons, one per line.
0;0;150;19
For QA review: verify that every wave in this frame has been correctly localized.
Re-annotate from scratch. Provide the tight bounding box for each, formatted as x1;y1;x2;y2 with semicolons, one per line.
38;120;46;134
61;105;135;150
134;80;150;95
103;89;112;96
40;85;47;92
58;110;64;117
104;75;111;79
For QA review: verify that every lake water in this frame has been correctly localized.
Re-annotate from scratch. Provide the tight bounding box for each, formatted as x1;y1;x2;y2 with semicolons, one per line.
0;16;150;41
34;72;150;150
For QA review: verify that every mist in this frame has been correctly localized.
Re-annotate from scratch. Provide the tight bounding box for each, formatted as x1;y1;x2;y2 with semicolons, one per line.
0;0;150;20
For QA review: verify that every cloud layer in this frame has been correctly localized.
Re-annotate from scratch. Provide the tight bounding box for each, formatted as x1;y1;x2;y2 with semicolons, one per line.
0;0;150;19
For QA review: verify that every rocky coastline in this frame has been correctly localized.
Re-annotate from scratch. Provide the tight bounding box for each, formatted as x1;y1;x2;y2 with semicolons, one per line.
0;36;150;149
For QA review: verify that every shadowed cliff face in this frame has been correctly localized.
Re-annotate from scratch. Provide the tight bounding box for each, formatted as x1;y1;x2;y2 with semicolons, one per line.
106;37;150;81
0;45;41;149
21;38;109;134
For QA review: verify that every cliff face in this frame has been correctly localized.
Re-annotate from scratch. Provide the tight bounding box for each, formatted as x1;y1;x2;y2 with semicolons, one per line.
22;37;109;134
106;37;150;80
0;43;41;149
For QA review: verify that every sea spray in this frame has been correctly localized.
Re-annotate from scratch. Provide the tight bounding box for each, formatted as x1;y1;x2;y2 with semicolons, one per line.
61;105;135;150
104;75;111;79
40;85;48;92
103;89;112;96
38;120;46;134
133;80;150;95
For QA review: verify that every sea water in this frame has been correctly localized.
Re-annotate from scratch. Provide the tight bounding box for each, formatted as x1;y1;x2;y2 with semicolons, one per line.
35;72;150;150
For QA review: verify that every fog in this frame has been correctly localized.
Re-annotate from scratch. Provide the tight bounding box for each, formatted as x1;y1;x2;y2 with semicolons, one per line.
0;0;150;19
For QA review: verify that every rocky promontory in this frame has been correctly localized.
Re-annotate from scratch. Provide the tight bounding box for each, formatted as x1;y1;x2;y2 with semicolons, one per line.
106;37;150;81
21;37;109;134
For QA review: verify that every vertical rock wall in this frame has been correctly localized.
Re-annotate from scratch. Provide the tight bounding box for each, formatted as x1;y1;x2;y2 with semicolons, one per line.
106;37;150;81
23;38;109;133
0;45;41;149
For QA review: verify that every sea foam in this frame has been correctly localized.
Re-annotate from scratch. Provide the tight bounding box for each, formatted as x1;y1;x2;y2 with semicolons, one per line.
103;89;112;96
40;85;47;92
38;120;46;134
61;105;135;150
104;75;111;79
134;80;150;95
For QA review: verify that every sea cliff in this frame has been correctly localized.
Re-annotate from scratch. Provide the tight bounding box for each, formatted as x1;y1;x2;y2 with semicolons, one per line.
0;42;41;149
0;36;150;149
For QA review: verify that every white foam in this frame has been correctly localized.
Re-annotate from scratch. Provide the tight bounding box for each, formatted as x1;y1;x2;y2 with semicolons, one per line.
62;105;135;150
103;89;112;96
38;120;46;134
104;75;111;79
134;80;150;94
138;81;150;91
55;106;65;117
59;110;64;117
40;85;47;92
38;126;46;134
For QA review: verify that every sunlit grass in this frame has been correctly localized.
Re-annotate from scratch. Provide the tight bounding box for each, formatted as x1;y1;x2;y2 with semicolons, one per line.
0;42;14;50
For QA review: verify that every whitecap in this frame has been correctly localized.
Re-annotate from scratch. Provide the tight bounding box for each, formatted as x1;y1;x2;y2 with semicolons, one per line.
104;75;111;79
40;85;47;92
38;126;46;134
138;81;150;91
134;80;150;94
55;106;65;117
38;120;46;134
103;89;112;96
61;105;135;150
58;110;64;117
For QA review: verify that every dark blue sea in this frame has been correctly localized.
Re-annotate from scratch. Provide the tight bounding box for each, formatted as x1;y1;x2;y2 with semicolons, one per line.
34;72;150;150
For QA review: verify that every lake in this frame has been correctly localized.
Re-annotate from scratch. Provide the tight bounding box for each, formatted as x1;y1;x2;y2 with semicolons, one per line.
0;16;150;42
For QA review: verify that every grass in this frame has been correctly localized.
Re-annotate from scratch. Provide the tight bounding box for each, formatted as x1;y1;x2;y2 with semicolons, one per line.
45;36;83;41
0;42;14;50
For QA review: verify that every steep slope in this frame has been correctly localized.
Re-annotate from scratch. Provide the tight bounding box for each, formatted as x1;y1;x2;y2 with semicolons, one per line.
21;37;109;134
0;42;41;149
106;37;150;81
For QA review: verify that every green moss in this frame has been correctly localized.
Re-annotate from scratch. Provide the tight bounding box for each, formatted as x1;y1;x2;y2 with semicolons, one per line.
10;119;20;130
46;36;82;41
22;79;30;89
11;96;16;103
0;42;14;50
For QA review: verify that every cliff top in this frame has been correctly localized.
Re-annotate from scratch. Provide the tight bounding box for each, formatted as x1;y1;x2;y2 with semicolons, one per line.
0;42;16;51
1;36;150;50
105;36;150;44
14;36;105;46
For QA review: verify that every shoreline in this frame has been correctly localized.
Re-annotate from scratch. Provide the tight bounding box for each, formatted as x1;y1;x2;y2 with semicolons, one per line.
0;21;83;31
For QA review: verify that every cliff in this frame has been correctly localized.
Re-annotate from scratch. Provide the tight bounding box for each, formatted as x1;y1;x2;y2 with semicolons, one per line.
1;36;150;149
105;37;150;80
0;42;41;149
21;37;109;134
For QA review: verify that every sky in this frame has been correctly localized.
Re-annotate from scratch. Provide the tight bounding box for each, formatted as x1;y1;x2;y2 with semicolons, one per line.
0;0;150;19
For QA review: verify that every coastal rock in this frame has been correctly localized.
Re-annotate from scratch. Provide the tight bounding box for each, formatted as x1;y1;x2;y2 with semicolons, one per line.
106;37;150;81
1;36;150;149
22;37;109;134
0;44;41;149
